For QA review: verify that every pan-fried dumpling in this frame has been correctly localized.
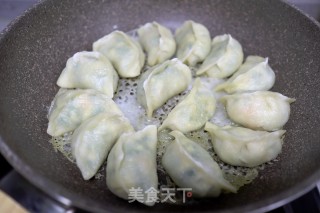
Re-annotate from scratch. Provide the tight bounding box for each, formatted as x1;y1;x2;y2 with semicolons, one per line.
56;51;119;97
162;130;236;197
138;22;176;66
47;89;123;137
205;122;285;167
197;34;243;78
72;113;134;180
175;20;211;66
137;58;192;117
159;78;216;133
215;56;275;93
221;91;295;131
93;31;145;78
106;125;158;206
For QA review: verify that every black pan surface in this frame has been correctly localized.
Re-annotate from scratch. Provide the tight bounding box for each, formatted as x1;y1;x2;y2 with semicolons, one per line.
0;0;320;212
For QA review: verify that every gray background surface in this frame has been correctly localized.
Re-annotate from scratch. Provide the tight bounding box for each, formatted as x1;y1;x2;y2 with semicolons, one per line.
0;0;320;31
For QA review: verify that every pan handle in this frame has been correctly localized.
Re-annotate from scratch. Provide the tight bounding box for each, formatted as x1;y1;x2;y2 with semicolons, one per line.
0;190;27;213
0;171;74;213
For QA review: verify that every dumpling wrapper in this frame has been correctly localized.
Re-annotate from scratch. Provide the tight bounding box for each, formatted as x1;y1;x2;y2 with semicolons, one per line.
106;125;158;206
221;91;295;131
93;31;145;78
197;34;243;78
137;58;192;118
215;56;275;93
162;130;237;197
159;78;216;133
47;89;123;137
138;22;176;66
175;20;211;66
57;51;119;97
205;122;285;167
72;113;134;180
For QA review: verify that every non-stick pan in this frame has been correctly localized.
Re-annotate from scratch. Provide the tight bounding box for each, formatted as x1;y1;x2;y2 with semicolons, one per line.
0;0;320;212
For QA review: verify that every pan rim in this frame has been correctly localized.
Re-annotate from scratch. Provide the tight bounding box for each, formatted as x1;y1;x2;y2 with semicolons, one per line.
1;134;320;213
0;0;319;212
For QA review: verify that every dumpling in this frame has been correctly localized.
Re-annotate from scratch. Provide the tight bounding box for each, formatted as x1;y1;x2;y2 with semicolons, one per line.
196;34;243;78
159;78;216;133
138;22;176;66
205;122;285;167
72;113;134;180
93;31;145;78
106;125;158;206
137;58;192;117
57;51;119;97
221;91;295;131
162;130;236;197
215;56;275;93
175;20;211;66
47;89;123;137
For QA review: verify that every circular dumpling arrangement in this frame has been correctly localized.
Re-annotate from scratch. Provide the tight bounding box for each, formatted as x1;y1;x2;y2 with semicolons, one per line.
47;20;295;206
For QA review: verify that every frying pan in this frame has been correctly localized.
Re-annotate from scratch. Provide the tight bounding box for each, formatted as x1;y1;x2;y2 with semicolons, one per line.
0;0;320;212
